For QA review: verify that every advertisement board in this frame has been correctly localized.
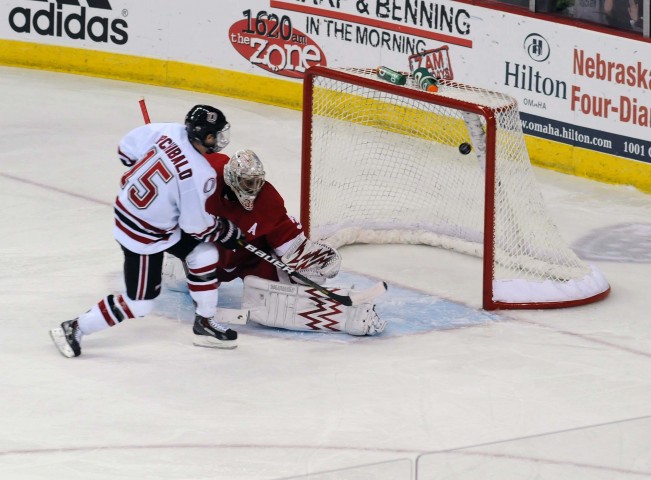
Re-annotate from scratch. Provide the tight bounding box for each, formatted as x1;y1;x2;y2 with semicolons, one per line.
1;0;650;187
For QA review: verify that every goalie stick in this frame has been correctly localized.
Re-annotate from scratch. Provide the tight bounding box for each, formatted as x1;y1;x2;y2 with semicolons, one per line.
215;307;249;325
138;98;387;306
236;239;386;306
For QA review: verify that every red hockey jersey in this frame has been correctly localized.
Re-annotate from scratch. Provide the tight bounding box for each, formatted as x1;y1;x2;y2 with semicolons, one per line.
204;153;303;281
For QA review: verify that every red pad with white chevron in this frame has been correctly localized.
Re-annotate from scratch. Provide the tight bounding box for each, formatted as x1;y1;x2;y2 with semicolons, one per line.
241;276;386;336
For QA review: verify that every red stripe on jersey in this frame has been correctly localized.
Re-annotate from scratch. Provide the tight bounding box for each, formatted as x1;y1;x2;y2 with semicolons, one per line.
98;298;116;326
115;198;173;235
192;219;220;241
203;231;218;243
118;148;135;165
115;219;159;244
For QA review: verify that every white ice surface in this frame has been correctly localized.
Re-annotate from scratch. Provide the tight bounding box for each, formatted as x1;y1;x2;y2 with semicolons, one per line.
1;67;650;479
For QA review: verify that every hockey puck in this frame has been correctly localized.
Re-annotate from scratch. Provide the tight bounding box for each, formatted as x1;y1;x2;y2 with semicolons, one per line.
459;142;472;155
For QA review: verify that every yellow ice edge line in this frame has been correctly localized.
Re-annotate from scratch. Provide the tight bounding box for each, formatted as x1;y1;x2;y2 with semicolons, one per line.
0;39;302;109
527;136;651;193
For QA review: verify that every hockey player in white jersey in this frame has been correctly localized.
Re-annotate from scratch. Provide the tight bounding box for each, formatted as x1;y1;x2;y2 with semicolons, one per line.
50;105;244;358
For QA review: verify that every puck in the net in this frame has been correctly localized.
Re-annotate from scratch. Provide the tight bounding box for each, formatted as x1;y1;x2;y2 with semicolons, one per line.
459;142;472;155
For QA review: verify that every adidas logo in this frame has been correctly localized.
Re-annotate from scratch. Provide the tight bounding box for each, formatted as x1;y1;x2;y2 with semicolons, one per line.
8;0;129;45
30;0;113;9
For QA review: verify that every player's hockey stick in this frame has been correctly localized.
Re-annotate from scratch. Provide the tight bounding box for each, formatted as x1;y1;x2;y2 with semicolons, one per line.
236;239;387;307
139;98;151;124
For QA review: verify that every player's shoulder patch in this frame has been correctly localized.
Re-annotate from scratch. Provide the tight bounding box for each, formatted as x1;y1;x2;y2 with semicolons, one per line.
203;177;216;194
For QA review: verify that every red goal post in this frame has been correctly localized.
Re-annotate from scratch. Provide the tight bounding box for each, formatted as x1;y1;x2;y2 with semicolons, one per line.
300;65;610;310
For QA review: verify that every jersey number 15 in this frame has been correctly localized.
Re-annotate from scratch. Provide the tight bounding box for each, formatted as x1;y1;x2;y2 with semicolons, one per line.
120;148;173;209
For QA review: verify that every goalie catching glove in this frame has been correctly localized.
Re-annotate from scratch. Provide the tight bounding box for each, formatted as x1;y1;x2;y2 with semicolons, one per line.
242;276;386;336
278;233;341;285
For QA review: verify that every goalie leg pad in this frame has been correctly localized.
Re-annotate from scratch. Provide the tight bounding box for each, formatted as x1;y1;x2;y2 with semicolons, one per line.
242;276;386;336
161;254;190;293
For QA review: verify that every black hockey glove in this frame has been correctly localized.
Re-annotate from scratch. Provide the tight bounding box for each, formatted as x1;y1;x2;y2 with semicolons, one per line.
215;218;244;250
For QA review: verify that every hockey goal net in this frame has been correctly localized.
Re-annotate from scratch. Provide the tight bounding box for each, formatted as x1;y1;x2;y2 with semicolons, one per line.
300;66;610;310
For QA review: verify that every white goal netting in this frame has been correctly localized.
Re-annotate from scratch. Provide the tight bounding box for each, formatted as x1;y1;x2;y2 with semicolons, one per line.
302;67;609;309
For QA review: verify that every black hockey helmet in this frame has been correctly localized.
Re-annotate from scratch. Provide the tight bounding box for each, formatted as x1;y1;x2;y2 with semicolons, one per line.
185;105;230;153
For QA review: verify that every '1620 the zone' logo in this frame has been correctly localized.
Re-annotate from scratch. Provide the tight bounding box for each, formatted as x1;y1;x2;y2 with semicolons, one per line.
229;9;326;78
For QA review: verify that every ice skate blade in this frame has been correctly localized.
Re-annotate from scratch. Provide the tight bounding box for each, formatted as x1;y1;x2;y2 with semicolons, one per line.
49;328;78;358
193;336;238;350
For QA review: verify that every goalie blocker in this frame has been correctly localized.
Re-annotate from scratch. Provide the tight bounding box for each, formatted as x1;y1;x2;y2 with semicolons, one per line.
242;276;386;336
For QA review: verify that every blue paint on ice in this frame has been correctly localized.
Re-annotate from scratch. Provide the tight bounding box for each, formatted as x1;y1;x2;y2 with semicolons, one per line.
154;270;503;343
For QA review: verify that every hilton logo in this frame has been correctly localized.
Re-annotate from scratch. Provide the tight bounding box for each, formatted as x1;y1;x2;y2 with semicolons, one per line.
524;33;550;62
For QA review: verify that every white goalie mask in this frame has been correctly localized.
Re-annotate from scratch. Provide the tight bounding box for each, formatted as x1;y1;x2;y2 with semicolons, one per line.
224;149;266;211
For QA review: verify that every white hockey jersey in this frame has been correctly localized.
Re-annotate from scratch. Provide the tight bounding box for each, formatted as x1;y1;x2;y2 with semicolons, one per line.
114;123;219;254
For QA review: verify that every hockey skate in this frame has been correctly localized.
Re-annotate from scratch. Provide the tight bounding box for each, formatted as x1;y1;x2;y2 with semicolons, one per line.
193;315;238;349
49;320;82;358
